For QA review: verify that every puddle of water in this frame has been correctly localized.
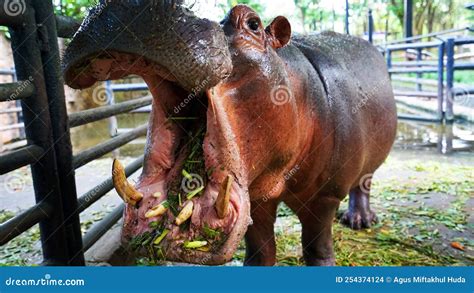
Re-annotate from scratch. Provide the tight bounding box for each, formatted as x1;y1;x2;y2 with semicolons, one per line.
396;120;474;155
70;113;148;158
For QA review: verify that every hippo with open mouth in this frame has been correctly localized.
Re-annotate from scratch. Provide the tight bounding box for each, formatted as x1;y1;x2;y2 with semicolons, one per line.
63;0;397;266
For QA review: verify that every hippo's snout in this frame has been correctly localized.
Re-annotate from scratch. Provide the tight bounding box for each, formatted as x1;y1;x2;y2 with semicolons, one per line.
63;0;232;92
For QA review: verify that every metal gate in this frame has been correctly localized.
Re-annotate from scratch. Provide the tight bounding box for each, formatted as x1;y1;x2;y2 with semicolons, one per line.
0;0;150;265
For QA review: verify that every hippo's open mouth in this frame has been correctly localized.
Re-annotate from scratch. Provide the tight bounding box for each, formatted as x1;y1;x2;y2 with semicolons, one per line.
64;50;250;265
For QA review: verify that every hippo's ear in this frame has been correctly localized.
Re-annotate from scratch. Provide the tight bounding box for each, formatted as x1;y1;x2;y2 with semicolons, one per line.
265;16;291;49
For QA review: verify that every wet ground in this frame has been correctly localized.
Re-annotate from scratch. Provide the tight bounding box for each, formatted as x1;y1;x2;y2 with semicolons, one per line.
0;111;473;266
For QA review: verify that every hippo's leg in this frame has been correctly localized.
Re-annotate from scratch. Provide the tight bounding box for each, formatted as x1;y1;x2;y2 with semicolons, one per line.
244;199;278;266
340;186;378;230
299;195;340;266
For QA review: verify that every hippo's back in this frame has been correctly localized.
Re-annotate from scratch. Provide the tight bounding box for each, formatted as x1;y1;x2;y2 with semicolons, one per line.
290;31;397;193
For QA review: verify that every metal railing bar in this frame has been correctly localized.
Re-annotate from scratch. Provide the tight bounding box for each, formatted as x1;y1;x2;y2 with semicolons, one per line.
0;81;35;102
393;90;438;98
77;155;144;213
453;37;474;46
389;67;439;74
82;205;124;251
397;114;442;123
55;15;80;39
0;69;16;75
0;122;23;131
110;83;149;92
0;201;52;245
0;107;22;114
391;76;441;86
69;96;152;128
73;124;147;169
384;27;471;45
391;61;438;67
0;144;44;175
386;41;442;51
453;63;474;71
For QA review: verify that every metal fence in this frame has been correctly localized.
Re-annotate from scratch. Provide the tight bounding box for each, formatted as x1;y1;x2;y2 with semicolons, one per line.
382;27;474;123
0;0;151;265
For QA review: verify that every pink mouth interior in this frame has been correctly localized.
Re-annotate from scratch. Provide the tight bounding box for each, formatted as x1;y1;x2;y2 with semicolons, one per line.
71;51;248;264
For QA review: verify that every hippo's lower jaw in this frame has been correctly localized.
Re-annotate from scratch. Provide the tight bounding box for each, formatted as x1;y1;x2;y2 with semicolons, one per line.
68;50;251;265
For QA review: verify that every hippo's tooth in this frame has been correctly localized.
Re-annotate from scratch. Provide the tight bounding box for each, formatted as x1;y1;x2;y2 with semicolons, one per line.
145;201;168;218
112;159;143;206
175;201;194;225
215;175;233;219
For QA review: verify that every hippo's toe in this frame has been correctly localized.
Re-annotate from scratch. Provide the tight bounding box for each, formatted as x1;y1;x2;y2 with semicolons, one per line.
340;209;378;230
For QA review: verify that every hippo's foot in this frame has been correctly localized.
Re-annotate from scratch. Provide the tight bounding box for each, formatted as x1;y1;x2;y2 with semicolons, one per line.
340;186;377;230
340;208;378;230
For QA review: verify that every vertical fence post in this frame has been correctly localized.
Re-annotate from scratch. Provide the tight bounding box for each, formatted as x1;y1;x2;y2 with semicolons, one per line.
8;0;70;265
345;0;350;34
416;48;423;91
437;42;445;121
32;0;85;265
386;49;392;79
368;9;373;44
106;81;118;138
446;38;455;122
404;0;413;39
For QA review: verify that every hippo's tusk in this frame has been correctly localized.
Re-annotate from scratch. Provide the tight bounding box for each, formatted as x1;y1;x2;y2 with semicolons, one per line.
112;159;143;206
145;200;169;218
215;175;233;219
175;201;194;225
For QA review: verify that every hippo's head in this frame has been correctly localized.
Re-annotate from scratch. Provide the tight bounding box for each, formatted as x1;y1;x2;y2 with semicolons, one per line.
64;2;295;265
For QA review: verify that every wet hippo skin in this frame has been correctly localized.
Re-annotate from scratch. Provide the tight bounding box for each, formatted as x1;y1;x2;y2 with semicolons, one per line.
63;1;397;266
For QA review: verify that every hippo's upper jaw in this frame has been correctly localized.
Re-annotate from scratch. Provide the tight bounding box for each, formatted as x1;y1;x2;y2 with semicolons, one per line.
63;1;250;265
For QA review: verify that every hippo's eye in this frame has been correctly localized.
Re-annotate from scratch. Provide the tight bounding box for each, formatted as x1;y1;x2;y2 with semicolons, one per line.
247;19;260;32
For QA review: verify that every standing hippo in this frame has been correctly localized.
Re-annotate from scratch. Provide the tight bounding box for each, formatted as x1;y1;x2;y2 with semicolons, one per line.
64;1;396;266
